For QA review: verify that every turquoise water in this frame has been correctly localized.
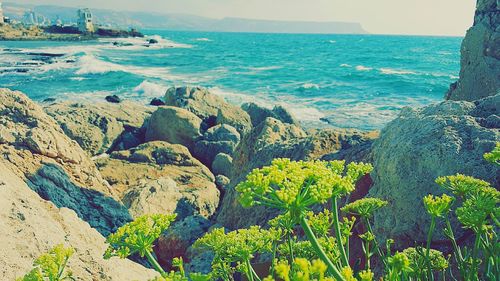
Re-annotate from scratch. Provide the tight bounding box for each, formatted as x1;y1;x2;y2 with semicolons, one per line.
0;31;462;130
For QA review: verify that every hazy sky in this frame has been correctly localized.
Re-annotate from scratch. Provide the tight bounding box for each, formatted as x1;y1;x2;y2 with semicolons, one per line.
13;0;477;36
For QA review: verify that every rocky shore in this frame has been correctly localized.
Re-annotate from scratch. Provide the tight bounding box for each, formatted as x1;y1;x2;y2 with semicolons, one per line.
0;0;498;279
0;23;144;41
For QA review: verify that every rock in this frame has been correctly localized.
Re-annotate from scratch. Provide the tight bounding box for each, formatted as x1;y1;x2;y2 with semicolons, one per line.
148;38;159;44
203;124;241;143
242;102;299;127
272;105;300;126
216;108;252;134
145;106;202;150
212;153;233;177
0;161;158;281
154;216;212;271
446;0;499;101
105;95;122;103
45;101;152;156
192;124;240;166
216;118;378;229
0;89;130;235
215;175;230;190
164;86;251;134
123;177;192;219
42;97;56;103
96;141;219;219
150;97;165;106
368;97;500;250
228;118;307;180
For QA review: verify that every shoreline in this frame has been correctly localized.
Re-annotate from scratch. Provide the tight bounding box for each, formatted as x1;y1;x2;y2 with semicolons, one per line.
0;23;144;42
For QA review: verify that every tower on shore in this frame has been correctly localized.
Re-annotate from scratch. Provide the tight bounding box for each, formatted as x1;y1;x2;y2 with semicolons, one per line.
0;2;5;24
77;8;94;33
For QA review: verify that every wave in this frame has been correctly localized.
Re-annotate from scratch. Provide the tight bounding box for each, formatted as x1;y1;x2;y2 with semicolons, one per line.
340;63;351;68
355;65;372;71
247;66;282;71
298;83;320;90
328;40;337;44
75;54;186;81
379;68;417;75
99;35;193;50
209;87;324;123
133;80;168;98
195;38;212;42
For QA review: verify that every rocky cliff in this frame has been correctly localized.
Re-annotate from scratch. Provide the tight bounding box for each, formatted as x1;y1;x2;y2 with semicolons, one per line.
446;0;499;101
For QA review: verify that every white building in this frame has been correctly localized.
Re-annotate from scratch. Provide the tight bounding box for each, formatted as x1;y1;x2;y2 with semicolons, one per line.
77;8;94;33
0;2;4;24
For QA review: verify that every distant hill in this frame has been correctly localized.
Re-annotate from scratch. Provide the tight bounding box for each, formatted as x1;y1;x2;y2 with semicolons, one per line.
3;2;367;34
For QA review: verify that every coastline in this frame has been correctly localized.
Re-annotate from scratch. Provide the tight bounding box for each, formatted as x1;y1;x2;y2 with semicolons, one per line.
0;23;144;41
0;0;498;278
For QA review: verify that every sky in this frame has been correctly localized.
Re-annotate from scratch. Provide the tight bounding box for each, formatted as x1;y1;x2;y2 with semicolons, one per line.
12;0;477;36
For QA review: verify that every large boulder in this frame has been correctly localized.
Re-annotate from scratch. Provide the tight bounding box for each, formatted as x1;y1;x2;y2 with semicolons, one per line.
96;141;219;219
0;161;158;281
217;118;378;229
211;153;233;177
193;124;240;167
369;96;500;249
242;102;300;127
145;106;202;150
164;86;251;134
0;89;130;235
45;101;152;156
446;0;499;101
154;215;212;271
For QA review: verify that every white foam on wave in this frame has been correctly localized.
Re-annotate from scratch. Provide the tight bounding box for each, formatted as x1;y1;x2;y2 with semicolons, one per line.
329;40;337;44
209;87;325;123
99;35;192;50
75;54;186;81
195;38;212;42
70;77;87;81
340;63;351;68
133;80;168;98
286;105;325;122
379;68;417;75
75;54;124;75
299;83;320;90
247;66;283;71
355;65;372;71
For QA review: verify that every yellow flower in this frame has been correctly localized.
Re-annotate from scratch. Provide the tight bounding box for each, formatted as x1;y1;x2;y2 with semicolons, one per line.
341;198;388;218
423;194;454;218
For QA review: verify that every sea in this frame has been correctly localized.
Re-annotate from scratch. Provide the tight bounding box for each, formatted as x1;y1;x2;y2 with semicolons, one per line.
0;30;462;130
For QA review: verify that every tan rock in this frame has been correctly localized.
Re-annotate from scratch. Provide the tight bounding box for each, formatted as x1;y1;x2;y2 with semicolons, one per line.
164;86;251;134
0;89;130;235
96;141;219;219
145;106;202;150
45;101;152;156
0;161;158;281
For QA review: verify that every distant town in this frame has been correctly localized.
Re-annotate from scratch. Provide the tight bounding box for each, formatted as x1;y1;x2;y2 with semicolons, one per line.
0;2;143;40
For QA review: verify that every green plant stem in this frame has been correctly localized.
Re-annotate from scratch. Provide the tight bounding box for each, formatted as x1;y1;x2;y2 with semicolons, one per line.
332;196;349;267
299;215;345;281
145;250;167;277
249;261;262;281
470;230;482;280
270;242;277;277
287;233;295;271
363;217;387;269
445;219;463;262
245;259;255;281
363;240;371;270
425;217;436;281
